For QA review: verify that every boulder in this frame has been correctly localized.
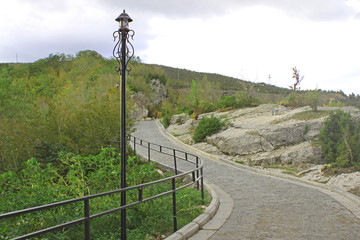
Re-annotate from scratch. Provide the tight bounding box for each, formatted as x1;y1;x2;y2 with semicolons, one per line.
279;142;323;166
167;117;195;136
207;128;274;156
130;92;148;120
150;79;167;104
247;142;324;168
259;124;304;148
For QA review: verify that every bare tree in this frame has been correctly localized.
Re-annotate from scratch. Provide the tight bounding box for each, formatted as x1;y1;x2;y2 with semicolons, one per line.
290;67;304;91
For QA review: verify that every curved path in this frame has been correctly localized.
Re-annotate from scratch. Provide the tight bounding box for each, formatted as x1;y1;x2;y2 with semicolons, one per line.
134;120;360;239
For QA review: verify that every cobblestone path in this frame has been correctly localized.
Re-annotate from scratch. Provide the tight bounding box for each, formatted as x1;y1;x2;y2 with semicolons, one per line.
134;121;360;239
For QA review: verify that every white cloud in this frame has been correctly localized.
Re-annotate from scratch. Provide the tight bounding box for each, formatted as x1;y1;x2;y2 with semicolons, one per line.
140;4;360;94
0;0;359;94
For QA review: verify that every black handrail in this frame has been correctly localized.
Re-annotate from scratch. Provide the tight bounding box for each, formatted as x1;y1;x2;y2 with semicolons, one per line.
0;136;204;240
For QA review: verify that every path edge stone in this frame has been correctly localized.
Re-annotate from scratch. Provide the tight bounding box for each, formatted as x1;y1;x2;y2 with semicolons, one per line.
165;183;220;240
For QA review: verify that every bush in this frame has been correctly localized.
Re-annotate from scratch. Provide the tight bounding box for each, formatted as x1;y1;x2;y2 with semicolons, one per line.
199;100;216;113
237;91;261;108
215;93;260;111
193;116;223;143
216;96;238;110
284;92;303;108
319;110;360;166
305;91;321;111
161;114;171;129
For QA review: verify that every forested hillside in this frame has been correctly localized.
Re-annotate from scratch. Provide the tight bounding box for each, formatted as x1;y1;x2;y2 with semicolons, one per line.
1;50;359;173
0;51;129;172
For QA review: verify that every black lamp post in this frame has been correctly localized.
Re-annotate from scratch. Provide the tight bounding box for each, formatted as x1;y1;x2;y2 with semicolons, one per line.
113;9;134;240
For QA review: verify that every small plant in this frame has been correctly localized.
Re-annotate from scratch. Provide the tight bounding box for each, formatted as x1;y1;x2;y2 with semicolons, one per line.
303;124;310;136
175;115;186;125
193;116;223;143
161;114;171;129
263;165;299;173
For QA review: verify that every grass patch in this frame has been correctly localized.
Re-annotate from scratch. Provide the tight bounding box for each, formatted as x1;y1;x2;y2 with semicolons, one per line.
263;165;299;173
235;160;245;165
271;110;329;125
291;110;329;121
171;132;187;137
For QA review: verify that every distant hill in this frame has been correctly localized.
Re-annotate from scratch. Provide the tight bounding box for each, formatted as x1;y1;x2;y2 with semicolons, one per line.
142;64;355;106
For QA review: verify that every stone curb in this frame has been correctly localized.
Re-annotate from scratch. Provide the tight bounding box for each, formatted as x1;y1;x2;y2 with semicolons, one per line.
154;120;360;220
165;183;220;240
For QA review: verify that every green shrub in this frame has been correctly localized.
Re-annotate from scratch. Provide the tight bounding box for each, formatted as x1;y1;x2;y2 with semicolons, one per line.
237;91;261;108
319;110;360;166
305;91;321;111
216;95;238;110
193;116;223;143
199;100;216;113
327;99;345;107
161;114;171;129
284;92;304;108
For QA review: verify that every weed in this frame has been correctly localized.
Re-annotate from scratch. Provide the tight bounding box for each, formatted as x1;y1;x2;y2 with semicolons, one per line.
263;165;299;173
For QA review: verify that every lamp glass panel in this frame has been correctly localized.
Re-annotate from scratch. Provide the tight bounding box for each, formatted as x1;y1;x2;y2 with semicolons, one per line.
120;19;129;29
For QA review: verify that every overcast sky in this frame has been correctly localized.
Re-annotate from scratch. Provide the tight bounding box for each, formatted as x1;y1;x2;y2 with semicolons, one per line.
1;0;360;94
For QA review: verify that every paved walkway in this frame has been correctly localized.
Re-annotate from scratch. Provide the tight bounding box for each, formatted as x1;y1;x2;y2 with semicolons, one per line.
133;120;360;239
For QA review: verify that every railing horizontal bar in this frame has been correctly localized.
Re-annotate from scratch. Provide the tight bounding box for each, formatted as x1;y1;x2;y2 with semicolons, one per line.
1;169;201;219
131;145;197;164
12;218;85;240
90;189;174;219
176;181;196;191
130;138;198;158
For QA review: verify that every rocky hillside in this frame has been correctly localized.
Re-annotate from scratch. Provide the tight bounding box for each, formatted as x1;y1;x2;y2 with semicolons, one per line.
168;104;360;169
166;104;360;194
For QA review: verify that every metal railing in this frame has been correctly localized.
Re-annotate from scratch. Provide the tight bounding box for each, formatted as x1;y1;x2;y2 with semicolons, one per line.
0;136;204;240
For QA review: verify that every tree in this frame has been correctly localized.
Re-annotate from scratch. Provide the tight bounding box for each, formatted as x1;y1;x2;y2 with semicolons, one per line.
290;67;304;91
319;110;360;166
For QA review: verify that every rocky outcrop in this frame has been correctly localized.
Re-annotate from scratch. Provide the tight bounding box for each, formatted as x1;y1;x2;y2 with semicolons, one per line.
130;79;167;120
167;104;360;169
130;92;149;120
207;128;274;156
150;79;167;104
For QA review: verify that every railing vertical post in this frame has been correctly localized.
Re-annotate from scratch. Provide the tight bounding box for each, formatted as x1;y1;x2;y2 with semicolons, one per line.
196;157;199;190
148;142;151;162
172;178;177;232
173;149;178;175
139;187;143;202
133;137;136;152
201;167;205;205
84;199;90;240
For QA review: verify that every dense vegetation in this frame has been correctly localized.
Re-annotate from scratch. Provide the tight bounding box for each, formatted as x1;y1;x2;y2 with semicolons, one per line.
319;110;360;170
0;51;132;173
0;148;206;239
0;50;213;239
